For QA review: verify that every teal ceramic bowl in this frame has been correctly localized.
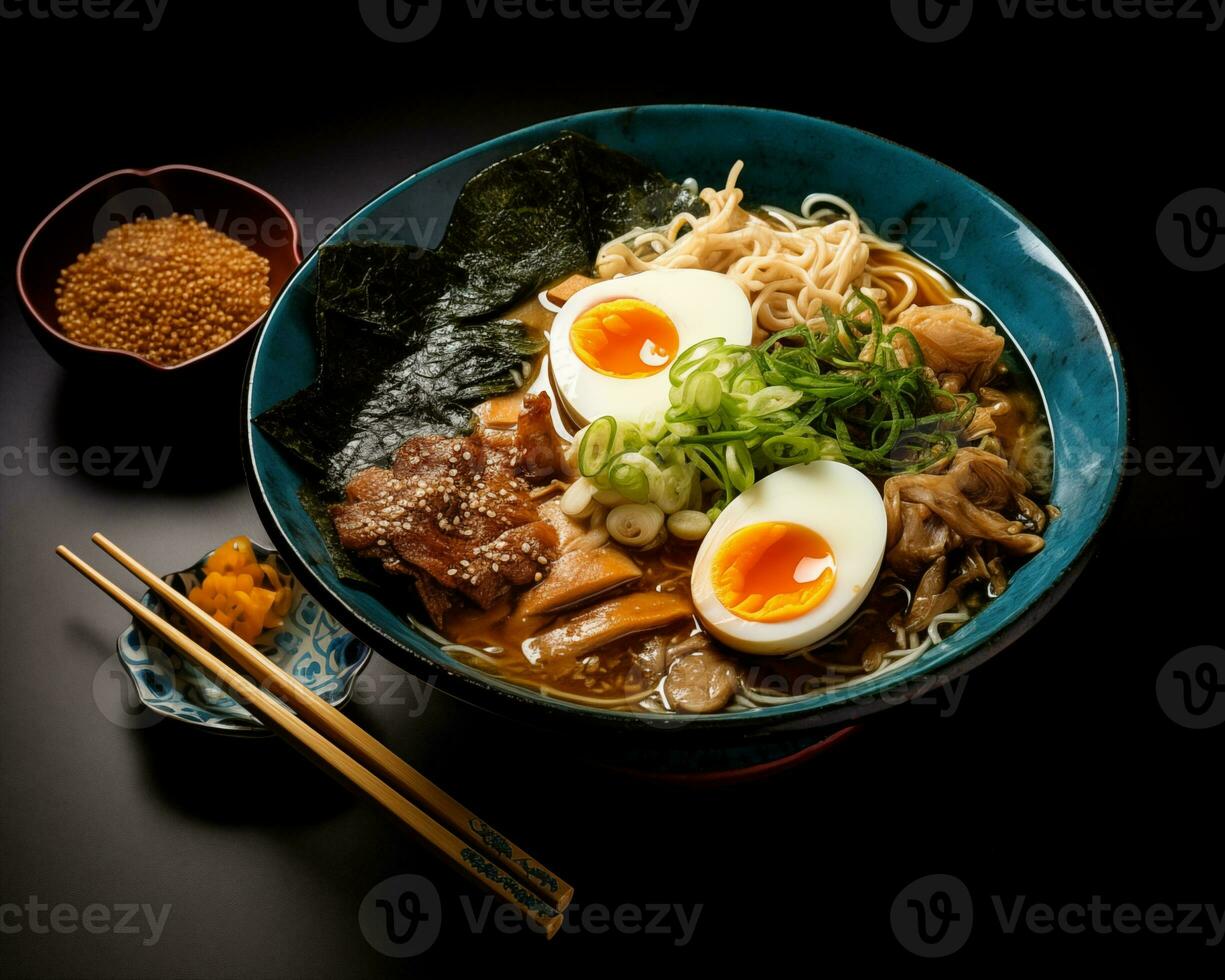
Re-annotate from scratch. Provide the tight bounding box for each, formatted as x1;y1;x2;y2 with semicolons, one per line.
116;540;372;735
242;106;1125;738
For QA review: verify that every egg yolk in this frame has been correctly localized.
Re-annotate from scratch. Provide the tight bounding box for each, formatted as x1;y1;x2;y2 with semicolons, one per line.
711;522;836;623
569;299;680;378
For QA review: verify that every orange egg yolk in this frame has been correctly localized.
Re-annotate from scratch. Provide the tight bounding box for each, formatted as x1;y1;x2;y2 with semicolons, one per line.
569;298;680;378
711;522;837;623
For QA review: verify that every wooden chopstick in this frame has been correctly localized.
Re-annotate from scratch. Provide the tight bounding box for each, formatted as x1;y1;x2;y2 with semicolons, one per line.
56;544;566;938
90;533;572;912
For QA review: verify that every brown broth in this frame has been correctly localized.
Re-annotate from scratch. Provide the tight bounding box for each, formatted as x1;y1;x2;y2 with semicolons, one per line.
440;263;1051;711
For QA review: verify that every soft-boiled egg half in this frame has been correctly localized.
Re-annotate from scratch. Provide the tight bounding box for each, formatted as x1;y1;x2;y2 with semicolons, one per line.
548;269;753;425
691;462;888;655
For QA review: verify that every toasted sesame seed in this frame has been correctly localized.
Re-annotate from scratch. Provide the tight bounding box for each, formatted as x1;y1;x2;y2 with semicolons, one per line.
54;213;271;365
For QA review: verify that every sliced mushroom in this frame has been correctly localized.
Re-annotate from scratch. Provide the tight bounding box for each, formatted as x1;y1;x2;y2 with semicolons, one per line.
666;632;713;660
883;448;1045;576
887;501;960;580
664;650;738;714
986;557;1010;597
862;641;893;673
940;372;967;394
902;556;960;632
630;635;669;686
949;546;989;592
963;406;997;441
1015;493;1047;533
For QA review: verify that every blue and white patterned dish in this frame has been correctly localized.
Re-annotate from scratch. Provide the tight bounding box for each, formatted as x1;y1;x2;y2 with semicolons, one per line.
115;540;373;736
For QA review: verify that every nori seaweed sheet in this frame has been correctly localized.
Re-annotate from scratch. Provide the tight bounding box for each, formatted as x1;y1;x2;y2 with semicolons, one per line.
256;132;697;492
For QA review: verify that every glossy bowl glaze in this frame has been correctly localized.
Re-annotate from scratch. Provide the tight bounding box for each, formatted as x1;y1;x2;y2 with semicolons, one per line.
243;106;1126;740
116;539;372;736
17;165;302;381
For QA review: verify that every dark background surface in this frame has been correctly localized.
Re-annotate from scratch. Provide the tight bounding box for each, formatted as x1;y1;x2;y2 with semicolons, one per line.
2;1;1221;975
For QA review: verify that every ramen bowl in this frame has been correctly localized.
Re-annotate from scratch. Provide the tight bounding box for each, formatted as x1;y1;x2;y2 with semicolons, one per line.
242;106;1125;744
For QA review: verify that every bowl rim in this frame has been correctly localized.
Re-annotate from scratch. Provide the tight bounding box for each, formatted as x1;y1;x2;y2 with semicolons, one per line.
16;163;304;373
114;538;374;736
242;104;1128;734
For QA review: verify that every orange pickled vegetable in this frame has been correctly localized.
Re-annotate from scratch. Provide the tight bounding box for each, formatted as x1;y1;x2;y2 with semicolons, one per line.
187;536;294;644
204;535;261;579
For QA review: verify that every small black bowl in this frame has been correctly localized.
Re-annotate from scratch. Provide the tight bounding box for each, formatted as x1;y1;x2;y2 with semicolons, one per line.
17;164;302;383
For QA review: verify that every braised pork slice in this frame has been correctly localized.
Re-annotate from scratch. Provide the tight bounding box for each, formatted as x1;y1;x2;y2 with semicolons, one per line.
893;304;1005;390
513;387;570;483
330;392;564;610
